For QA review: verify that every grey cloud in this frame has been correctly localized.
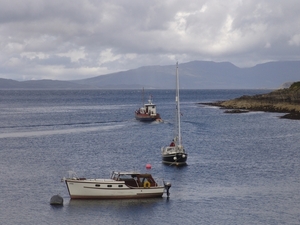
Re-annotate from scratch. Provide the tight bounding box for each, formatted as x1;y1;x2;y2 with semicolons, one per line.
1;0;300;80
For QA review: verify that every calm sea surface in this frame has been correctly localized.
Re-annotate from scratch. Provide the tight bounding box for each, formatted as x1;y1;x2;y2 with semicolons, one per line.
1;89;300;225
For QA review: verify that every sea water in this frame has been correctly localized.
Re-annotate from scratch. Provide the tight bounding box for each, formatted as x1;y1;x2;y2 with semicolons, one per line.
0;89;300;224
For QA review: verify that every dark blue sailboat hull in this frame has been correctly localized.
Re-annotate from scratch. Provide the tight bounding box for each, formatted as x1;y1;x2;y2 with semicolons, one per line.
162;153;187;166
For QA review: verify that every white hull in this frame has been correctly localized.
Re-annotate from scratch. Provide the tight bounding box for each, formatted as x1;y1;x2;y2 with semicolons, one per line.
64;174;166;199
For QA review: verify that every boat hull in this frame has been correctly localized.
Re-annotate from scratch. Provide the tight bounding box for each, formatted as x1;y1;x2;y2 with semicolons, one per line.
162;153;188;166
65;179;165;199
135;113;161;122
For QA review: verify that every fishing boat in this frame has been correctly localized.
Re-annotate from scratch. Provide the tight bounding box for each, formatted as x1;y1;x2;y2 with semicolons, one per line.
161;62;188;166
62;171;171;199
135;90;162;122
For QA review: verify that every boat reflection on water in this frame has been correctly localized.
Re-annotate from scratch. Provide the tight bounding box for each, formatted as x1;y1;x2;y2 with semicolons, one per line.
67;197;166;208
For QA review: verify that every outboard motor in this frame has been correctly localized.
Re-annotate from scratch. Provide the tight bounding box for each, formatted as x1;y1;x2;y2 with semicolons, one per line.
164;182;172;197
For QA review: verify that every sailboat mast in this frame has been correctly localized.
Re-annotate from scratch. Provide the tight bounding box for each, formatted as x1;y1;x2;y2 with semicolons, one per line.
142;87;145;105
176;62;182;146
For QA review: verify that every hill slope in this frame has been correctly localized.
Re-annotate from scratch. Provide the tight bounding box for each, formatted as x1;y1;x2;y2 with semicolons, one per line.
204;81;300;119
0;78;93;89
1;60;300;89
72;60;300;89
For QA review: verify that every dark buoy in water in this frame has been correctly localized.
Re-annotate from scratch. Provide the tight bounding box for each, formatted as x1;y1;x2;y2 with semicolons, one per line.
164;182;172;197
50;194;63;205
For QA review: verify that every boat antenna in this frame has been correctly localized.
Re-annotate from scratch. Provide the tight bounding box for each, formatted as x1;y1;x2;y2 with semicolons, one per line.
142;87;145;105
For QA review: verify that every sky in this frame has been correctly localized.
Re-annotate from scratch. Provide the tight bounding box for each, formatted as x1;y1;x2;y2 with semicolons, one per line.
1;0;300;81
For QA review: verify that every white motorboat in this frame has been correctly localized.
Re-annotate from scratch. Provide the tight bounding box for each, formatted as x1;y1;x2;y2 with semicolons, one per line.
63;171;171;199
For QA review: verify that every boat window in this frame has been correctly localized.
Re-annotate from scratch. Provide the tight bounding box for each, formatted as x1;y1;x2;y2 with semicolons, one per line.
95;184;100;187
111;173;119;180
119;174;133;179
107;185;112;187
118;185;123;187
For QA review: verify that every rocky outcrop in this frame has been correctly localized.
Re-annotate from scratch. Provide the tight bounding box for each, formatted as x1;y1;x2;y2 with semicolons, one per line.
224;109;249;114
203;81;300;120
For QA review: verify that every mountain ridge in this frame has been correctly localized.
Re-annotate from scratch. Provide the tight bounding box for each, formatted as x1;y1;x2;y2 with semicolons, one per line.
1;60;300;89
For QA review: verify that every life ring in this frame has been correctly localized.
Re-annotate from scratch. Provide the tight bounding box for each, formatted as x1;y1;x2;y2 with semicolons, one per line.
143;181;151;188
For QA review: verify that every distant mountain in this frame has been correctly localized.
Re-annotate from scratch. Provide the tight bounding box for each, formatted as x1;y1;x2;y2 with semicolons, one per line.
72;60;300;89
279;82;294;89
0;78;23;89
1;61;300;89
0;78;92;89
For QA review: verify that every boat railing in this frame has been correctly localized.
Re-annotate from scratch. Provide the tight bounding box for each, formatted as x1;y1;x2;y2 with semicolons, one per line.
67;170;79;179
62;170;86;182
161;146;176;154
153;178;165;187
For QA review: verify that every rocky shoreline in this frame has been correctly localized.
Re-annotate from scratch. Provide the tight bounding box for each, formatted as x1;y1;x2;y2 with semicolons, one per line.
201;81;300;120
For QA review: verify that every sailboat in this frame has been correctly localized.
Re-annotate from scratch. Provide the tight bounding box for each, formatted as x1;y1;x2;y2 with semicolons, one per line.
161;62;187;166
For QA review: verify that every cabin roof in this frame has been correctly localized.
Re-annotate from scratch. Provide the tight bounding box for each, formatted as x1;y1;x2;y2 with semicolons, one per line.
113;171;153;177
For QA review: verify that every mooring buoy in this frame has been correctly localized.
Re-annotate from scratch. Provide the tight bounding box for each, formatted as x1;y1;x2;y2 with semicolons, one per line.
50;194;63;205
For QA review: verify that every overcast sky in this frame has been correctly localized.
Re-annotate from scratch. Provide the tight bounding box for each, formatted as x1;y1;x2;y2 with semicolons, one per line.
1;0;300;81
